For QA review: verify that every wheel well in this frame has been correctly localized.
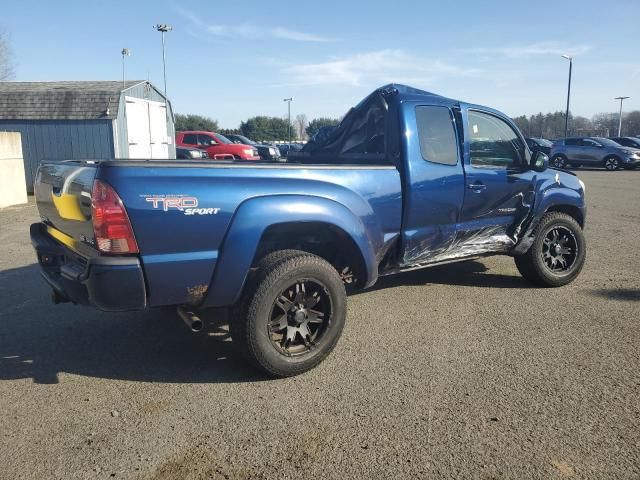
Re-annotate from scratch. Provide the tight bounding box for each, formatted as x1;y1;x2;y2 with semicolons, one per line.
253;222;367;288
546;205;584;228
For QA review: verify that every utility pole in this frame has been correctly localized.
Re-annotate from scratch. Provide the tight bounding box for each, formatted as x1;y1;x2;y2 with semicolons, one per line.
615;96;630;136
283;97;293;142
155;24;172;98
561;55;572;138
121;48;130;88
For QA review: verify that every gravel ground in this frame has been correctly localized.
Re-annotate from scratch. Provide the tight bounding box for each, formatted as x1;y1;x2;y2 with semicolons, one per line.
0;170;638;479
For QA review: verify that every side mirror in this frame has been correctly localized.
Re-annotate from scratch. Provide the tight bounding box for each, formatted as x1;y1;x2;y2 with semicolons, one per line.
532;151;549;172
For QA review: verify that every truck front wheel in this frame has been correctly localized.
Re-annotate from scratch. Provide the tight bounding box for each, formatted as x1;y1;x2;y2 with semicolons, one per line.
514;212;586;287
232;250;347;377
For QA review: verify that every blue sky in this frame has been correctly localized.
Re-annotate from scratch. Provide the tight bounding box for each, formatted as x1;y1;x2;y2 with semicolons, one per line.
3;0;640;128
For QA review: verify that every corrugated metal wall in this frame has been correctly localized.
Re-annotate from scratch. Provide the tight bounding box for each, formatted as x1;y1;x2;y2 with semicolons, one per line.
114;82;176;159
0;119;114;191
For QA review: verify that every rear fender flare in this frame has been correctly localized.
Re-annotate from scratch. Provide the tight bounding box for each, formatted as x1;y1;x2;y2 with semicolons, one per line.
202;195;377;307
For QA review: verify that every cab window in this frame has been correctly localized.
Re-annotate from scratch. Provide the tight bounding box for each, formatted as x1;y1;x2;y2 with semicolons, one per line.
198;134;217;146
415;106;458;165
468;110;525;168
581;139;600;147
183;134;198;145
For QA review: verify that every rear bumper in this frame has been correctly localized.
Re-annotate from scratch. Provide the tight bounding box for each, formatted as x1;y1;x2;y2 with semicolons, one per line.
30;223;147;311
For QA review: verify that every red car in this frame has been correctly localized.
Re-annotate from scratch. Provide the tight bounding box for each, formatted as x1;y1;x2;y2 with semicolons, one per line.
176;131;260;160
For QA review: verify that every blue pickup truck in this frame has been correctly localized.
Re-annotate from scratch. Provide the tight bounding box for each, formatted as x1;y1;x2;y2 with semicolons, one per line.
31;85;587;377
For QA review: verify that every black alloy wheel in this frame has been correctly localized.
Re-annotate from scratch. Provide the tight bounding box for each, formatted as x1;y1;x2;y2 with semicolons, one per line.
268;279;332;356
541;225;578;274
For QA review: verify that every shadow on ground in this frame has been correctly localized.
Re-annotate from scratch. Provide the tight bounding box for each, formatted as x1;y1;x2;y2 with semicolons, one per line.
0;264;266;385
0;260;529;385
588;288;640;302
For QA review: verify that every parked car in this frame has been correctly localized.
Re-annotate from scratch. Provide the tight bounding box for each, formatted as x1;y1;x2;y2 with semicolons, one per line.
608;136;640;149
277;143;303;158
30;84;586;377
224;134;282;161
550;137;640;170
176;131;260;160
525;138;553;155
176;146;209;160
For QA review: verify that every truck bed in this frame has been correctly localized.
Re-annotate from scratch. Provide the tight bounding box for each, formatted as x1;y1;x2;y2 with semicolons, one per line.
34;159;403;308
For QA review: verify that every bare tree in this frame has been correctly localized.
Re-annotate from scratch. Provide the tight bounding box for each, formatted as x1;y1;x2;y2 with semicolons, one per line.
0;28;15;81
294;114;308;141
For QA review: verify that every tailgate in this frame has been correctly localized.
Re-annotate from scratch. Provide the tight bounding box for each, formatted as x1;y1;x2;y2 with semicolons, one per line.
35;161;98;256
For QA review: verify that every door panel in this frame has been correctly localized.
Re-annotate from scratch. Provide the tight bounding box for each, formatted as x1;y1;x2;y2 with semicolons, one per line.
458;108;534;251
149;102;169;159
125;98;151;159
581;139;600;164
400;104;465;266
125;97;169;159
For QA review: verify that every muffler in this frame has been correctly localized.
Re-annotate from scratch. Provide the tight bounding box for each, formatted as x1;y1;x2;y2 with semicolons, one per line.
177;306;204;333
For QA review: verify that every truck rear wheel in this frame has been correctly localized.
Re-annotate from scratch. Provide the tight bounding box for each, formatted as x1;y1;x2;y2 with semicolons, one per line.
514;212;586;287
232;250;346;377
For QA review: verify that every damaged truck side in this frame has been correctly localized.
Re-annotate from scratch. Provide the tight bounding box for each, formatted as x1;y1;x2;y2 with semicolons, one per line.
31;85;587;377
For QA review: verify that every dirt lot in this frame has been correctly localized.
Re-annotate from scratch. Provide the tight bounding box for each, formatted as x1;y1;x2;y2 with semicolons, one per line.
0;170;638;479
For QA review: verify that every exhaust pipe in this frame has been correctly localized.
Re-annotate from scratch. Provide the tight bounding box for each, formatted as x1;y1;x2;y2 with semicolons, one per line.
177;306;204;333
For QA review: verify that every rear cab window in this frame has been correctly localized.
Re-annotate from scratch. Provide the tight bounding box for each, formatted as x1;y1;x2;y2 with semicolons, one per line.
415;106;459;165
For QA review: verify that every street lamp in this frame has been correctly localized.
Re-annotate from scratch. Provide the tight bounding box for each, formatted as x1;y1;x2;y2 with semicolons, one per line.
121;48;131;88
614;96;630;136
155;24;172;98
283;97;293;142
561;54;572;138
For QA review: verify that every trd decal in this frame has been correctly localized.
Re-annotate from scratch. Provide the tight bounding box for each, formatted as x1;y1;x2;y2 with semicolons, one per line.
142;195;220;215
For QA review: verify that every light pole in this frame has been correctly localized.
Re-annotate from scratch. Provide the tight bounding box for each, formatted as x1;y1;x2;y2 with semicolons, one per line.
121;48;131;88
614;96;630;136
561;54;572;138
283;97;293;142
155;24;172;98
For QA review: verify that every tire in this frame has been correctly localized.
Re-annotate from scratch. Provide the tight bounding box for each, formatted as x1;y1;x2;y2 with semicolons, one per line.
514;212;586;287
232;250;347;377
551;155;567;168
603;156;621;171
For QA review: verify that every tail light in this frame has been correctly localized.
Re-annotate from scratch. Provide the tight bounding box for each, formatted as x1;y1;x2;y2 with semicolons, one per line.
91;180;139;254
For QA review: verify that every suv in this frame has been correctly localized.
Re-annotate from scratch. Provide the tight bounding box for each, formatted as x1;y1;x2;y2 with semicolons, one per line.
176;131;260;160
609;137;640;149
550;137;640;170
224;134;282;161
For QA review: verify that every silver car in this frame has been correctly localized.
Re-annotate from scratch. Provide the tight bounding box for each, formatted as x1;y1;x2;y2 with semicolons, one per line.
550;137;640;170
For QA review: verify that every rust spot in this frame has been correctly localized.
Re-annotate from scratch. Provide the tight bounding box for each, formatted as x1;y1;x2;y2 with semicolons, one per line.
187;284;208;303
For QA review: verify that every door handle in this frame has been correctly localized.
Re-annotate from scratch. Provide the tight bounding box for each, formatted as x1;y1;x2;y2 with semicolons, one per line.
467;182;486;191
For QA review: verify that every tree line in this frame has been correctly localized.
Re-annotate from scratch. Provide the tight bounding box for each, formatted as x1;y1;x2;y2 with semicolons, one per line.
175;113;340;142
512;110;640;139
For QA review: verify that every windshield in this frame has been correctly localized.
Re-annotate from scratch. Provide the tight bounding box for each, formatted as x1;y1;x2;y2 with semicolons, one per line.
537;139;553;147
237;135;256;145
214;133;233;144
593;137;621;147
